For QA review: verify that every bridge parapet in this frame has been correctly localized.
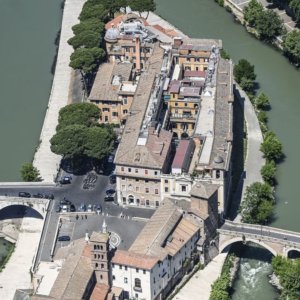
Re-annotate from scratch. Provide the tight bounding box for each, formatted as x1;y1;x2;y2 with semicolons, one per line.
218;220;300;257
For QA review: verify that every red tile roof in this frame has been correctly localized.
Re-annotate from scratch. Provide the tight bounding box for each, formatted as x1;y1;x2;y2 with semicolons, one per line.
112;250;158;270
172;139;190;169
90;283;110;300
184;70;206;78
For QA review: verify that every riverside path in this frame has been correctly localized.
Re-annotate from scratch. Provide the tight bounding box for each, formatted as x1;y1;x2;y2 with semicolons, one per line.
33;0;85;183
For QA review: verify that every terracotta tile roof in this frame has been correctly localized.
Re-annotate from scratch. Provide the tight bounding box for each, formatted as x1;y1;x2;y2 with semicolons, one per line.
112;250;158;270
90;283;110;300
172;139;191;169
90;232;109;244
184;70;206;78
190;182;219;199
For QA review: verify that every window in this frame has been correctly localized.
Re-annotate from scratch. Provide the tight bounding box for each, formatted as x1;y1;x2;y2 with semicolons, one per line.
145;188;149;193
94;254;97;259
143;270;146;274
122;177;125;180
123;109;128;114
181;185;187;192
121;166;124;171
102;108;110;112
145;169;148;175
155;201;159;207
112;263;115;268
184;103;188;107
136;186;139;192
154;171;158;175
165;179;168;183
95;263;98;267
125;266;128;271
104;116;108;122
128;168;131;173
135;179;139;182
135;278;141;288
100;275;103;279
119;265;122;270
146;200;150;206
175;102;178;106
165;187;169;193
123;197;126;204
135;169;138;173
136;268;139;273
155;189;158;194
112;112;118;117
101;263;104;268
123;98;128;105
113;275;116;280
145;180;149;183
136;199;140;205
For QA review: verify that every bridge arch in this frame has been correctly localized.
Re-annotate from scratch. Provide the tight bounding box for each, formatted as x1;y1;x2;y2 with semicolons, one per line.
0;204;44;220
285;247;300;258
219;236;278;256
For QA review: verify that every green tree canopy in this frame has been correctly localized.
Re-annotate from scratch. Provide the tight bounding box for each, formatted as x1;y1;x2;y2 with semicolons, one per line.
261;160;277;185
72;19;105;36
290;0;300;22
79;3;109;22
68;30;101;49
240;182;274;223
257;111;268;124
244;0;264;27
20;163;41;182
85;126;116;160
233;59;256;84
57;103;100;131
129;0;156;18
240;76;255;92
255;92;271;110
69;47;105;74
50;125;87;159
256;10;284;41
283;30;300;66
260;131;283;162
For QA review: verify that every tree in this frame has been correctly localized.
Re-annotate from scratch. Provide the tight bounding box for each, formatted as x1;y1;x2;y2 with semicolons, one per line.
257;111;268;124
255;92;271;110
57;103;100;131
220;49;230;59
260;131;283;162
70;47;105;74
72;19;104;36
244;0;264;27
240;76;255;92
20;163;41;182
84;126;116;160
240;182;274;223
79;3;109;22
129;0;156;18
50;125;87;159
233;59;256;84
210;275;230;300
68;30;101;49
290;0;300;23
283;30;300;66
256;10;284;41
261;160;277;185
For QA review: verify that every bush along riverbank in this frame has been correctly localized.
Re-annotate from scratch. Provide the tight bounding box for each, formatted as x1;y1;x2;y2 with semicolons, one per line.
271;255;300;299
216;0;300;68
209;254;238;300
0;241;15;272
220;53;284;224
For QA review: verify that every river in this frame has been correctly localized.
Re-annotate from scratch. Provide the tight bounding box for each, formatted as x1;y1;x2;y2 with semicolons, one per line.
155;0;300;298
0;0;63;181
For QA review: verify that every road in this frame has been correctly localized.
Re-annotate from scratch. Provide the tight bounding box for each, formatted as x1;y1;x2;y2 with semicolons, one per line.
0;168;155;267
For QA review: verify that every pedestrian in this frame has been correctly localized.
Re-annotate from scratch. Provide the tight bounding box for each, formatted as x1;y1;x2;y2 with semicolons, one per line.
81;215;83;220
85;215;87;220
76;214;79;220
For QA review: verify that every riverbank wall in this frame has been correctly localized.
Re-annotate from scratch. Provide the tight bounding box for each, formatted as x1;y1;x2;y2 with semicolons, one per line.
33;0;85;183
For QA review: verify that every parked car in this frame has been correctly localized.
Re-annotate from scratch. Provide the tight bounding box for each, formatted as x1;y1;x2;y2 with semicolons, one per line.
79;203;87;212
104;195;114;202
55;205;61;213
59;176;72;184
87;204;93;212
60;198;71;206
33;193;43;198
96;205;102;214
109;174;116;184
61;205;69;213
44;193;54;200
18;192;31;198
70;204;76;212
58;235;70;242
105;188;116;196
108;154;114;163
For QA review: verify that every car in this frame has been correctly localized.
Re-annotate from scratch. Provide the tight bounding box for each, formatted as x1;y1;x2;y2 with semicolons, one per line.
104;195;114;202
108;154;114;163
60;198;71;206
70;204;76;212
59;176;72;184
79;203;87;212
18;192;31;198
44;193;54;200
33;193;43;198
96;205;102;214
55;205;61;213
109;174;116;184
105;188;116;196
61;205;69;213
58;235;70;242
87;204;93;212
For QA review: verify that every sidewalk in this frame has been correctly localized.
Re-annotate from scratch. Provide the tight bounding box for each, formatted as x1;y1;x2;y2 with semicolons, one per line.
0;217;43;300
174;253;228;300
33;0;85;183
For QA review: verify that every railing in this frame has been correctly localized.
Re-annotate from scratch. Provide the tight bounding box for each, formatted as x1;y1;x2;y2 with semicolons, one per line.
170;113;196;120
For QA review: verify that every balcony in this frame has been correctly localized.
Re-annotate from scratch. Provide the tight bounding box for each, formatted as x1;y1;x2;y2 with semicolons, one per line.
170;113;196;121
133;286;142;292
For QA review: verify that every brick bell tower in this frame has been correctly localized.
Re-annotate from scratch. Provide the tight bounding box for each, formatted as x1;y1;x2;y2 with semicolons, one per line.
90;220;111;285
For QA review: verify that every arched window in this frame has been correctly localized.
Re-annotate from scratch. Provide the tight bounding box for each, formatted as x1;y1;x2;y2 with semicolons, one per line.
95;263;98;267
135;278;141;288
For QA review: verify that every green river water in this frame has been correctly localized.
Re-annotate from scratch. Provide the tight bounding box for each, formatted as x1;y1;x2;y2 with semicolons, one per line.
0;0;299;298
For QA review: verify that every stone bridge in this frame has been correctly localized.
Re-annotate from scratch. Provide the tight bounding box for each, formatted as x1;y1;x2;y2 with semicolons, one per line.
0;196;49;219
218;220;300;257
